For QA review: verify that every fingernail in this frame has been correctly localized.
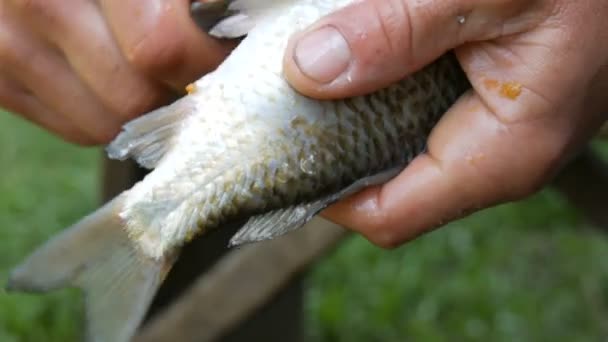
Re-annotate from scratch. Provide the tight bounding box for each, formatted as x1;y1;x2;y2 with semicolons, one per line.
294;26;351;83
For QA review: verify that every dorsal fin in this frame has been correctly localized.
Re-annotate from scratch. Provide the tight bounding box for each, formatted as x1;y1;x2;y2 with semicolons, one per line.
208;0;284;38
190;0;234;32
106;97;193;169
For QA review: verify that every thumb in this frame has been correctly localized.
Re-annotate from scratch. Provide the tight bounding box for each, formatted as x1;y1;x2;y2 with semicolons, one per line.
283;0;540;99
98;0;234;92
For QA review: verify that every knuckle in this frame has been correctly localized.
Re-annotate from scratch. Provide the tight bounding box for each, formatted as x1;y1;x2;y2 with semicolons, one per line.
363;217;405;249
93;68;167;121
501;141;564;201
500;177;542;203
119;98;152;121
125;26;186;77
116;87;165;121
92;125;121;145
51;116;118;146
10;0;60;21
10;0;44;11
368;232;402;250
353;0;412;68
372;0;411;56
516;154;561;198
0;31;21;68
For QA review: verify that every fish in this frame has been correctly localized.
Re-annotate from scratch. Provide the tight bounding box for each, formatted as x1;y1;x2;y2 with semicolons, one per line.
6;0;470;341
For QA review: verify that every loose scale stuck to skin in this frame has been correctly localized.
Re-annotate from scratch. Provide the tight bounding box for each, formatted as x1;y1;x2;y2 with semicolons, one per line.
6;1;471;341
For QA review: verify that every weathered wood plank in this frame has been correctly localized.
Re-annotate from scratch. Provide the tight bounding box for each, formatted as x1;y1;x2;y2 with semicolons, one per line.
101;156;326;341
102;142;608;342
135;218;347;342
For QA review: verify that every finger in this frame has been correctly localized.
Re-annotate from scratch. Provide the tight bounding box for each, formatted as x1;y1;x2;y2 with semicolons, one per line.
322;88;577;248
0;76;94;145
321;25;605;248
283;0;547;99
98;0;235;91
9;0;171;121
0;14;122;143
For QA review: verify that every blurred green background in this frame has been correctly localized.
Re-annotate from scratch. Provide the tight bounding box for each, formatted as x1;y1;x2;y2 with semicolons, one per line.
2;111;608;341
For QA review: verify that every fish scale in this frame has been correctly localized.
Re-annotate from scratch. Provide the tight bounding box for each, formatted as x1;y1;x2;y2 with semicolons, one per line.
179;55;467;245
7;1;472;341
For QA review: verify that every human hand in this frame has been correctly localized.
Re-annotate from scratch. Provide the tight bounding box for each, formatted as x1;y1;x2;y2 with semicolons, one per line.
0;0;232;145
283;0;608;247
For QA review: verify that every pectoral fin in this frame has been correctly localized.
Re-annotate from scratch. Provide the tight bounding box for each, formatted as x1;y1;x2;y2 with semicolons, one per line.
229;168;402;246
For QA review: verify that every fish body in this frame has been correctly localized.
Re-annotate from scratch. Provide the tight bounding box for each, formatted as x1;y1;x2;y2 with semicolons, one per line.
7;0;470;341
116;0;467;259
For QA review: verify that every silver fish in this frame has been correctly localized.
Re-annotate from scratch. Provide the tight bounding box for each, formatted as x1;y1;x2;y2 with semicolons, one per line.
7;0;470;341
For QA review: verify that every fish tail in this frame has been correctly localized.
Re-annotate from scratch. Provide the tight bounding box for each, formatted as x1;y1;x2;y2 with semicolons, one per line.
6;195;175;342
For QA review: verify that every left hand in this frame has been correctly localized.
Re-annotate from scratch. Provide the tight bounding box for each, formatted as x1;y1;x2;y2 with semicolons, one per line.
0;0;233;145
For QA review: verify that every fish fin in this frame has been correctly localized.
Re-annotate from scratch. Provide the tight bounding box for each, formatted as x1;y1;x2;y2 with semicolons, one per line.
209;13;254;38
208;0;282;38
190;0;233;32
6;196;175;342
106;97;193;169
229;167;402;246
229;201;326;246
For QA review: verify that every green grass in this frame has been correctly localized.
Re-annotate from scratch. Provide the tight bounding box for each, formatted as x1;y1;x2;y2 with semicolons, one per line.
0;113;97;341
306;197;608;341
1;110;608;341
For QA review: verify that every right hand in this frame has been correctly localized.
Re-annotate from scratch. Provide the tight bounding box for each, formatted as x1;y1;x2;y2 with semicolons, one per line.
283;0;608;248
0;0;233;145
